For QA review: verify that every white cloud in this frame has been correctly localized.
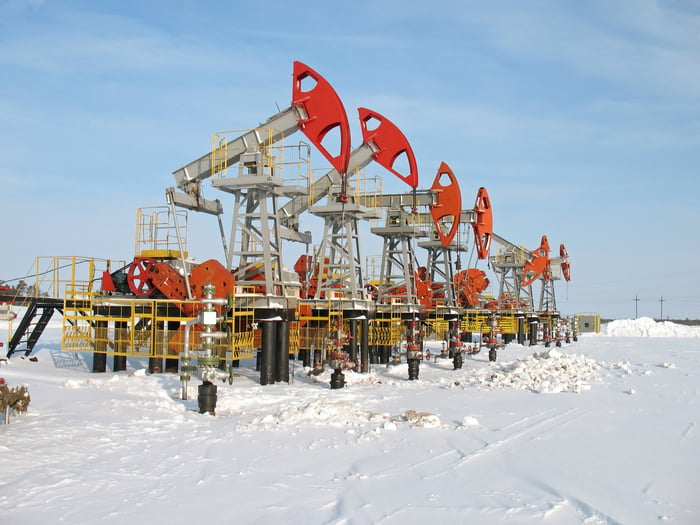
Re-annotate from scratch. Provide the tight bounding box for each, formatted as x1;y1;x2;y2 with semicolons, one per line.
448;1;700;99
0;6;233;76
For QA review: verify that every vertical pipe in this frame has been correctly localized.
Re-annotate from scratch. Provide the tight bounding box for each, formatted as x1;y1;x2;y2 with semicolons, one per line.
181;319;196;400
448;320;458;358
93;319;107;373
406;319;421;381
360;319;369;373
348;319;358;365
165;320;180;373
529;319;538;346
149;321;163;375
370;345;378;364
517;316;526;345
260;319;277;385
300;342;311;367
148;357;163;373
276;320;290;383
313;346;322;372
380;345;391;364
197;381;217;415
113;320;127;372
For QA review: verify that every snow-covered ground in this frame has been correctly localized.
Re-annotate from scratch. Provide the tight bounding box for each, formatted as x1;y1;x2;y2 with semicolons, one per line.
1;317;698;524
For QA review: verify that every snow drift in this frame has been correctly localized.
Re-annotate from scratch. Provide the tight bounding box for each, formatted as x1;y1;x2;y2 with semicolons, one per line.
602;316;700;337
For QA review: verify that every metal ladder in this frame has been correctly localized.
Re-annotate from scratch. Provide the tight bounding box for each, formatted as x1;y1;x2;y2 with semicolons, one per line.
6;298;63;358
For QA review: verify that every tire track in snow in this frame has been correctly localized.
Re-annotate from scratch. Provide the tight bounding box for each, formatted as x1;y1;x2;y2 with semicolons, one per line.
344;408;587;484
446;407;587;473
522;474;624;525
406;409;564;477
681;422;695;441
493;408;559;433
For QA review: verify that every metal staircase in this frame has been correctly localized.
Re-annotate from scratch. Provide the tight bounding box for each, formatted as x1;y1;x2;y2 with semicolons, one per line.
6;298;63;358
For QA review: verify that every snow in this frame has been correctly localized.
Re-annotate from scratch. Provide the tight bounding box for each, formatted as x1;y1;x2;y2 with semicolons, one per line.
601;317;700;338
1;318;699;524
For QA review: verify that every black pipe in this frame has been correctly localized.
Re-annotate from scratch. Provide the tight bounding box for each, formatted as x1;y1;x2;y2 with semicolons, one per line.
448;320;459;358
276;320;290;383
113;321;127;372
93;320;107;373
453;352;463;370
360;319;369;373
164;321;179;373
148;357;163;374
407;358;420;380
113;354;126;371
197;381;217;415
260;320;277;385
517;316;526;345
529;320;538;346
330;368;345;389
380;345;391;364
348;320;358;365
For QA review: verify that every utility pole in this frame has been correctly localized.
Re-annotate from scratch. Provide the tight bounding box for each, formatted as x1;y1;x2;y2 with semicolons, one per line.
634;294;640;319
659;296;664;320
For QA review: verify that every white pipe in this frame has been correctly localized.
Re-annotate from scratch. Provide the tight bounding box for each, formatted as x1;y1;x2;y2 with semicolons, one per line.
181;318;199;400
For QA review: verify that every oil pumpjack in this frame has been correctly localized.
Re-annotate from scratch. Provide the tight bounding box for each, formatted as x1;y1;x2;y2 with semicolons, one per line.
3;60;575;412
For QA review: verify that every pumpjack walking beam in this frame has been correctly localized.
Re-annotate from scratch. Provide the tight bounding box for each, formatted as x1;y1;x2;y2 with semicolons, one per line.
489;232;541;311
278;107;420;242
168;61;352;218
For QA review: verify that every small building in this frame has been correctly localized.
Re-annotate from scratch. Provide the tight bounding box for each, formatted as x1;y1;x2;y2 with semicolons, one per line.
575;313;601;333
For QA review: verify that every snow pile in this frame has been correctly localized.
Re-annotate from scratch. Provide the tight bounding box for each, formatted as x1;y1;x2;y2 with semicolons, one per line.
236;396;448;432
602;317;700;337
468;348;600;393
243;397;390;429
401;409;446;428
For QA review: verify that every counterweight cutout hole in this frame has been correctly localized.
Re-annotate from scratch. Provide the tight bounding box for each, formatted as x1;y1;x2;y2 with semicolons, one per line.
436;171;452;188
297;73;318;94
363;115;381;132
391;150;410;178
319;124;342;162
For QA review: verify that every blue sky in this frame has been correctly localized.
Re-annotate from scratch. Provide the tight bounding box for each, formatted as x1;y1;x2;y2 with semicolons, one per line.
1;0;699;319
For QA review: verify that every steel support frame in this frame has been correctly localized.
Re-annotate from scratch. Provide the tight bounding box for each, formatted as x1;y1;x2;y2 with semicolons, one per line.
311;207;365;302
215;153;287;297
